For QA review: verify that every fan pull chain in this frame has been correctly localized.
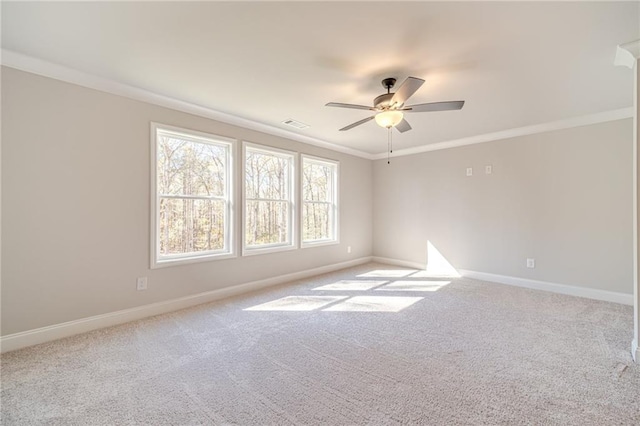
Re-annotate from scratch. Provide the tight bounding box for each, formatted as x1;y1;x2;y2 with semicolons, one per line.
387;128;391;164
386;128;395;164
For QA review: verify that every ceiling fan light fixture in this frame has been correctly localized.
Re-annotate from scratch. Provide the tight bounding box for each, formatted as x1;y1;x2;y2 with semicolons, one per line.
327;76;463;132
375;110;404;128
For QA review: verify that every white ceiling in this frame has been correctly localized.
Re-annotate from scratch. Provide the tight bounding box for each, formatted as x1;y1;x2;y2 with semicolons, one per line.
2;1;638;155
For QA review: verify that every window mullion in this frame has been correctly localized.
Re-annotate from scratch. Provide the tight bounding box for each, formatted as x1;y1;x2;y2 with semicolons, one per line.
160;194;226;201
246;197;290;203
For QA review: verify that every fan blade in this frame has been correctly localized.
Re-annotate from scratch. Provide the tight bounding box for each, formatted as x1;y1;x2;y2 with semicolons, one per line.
339;116;375;131
395;118;412;133
326;102;375;111
390;77;425;106
405;101;465;112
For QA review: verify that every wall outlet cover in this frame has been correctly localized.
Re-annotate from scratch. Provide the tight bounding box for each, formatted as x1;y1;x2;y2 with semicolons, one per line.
137;277;148;291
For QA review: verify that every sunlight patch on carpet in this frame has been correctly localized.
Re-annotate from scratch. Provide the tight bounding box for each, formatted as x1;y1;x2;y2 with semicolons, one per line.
323;296;423;312
376;280;450;292
357;269;416;278
244;296;347;311
313;280;388;291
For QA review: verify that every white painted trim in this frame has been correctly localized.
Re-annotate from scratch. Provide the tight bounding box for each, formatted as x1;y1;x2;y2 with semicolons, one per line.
241;141;298;256
0;257;373;353
2;49;633;161
300;154;340;247
633;339;638;363
372;255;461;277
371;256;633;305
0;49;374;160
301;240;340;250
372;256;426;270
242;244;298;257
615;40;640;69
150;123;236;269
459;269;633;306
633;58;639;365
372;107;634;160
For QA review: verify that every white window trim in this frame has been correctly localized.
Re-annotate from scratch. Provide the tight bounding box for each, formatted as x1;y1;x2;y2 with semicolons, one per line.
300;154;340;248
242;141;298;256
150;122;237;269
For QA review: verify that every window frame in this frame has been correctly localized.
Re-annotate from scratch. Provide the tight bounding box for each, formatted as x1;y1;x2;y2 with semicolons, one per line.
300;154;340;248
242;141;298;256
150;122;236;269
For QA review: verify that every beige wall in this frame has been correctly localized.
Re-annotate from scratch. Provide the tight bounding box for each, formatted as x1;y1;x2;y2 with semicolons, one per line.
1;67;373;335
373;119;633;294
3;65;634;337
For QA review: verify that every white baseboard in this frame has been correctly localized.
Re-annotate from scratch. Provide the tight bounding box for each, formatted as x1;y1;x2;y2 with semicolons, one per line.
372;256;462;277
0;257;372;353
633;339;639;363
371;256;426;270
371;256;633;306
459;269;634;306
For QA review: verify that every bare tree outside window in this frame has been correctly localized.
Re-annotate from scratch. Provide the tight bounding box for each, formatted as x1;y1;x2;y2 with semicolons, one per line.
302;157;337;243
153;128;335;264
244;146;294;249
155;127;232;263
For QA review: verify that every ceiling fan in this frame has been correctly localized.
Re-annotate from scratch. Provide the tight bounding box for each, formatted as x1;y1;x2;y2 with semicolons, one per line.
326;76;465;132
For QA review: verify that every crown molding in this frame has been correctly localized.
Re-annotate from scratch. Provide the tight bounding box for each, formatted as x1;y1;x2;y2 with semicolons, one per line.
0;49;375;160
615;40;640;69
2;49;632;162
372;107;634;160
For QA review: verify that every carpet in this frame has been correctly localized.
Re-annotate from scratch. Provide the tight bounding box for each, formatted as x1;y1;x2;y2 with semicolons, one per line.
2;262;639;425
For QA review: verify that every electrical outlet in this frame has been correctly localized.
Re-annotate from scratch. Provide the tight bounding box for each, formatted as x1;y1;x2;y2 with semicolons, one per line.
526;258;535;268
347;246;352;254
137;277;148;291
485;165;492;175
466;167;473;177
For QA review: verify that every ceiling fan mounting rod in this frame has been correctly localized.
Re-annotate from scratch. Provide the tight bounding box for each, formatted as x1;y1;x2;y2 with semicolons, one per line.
381;77;397;94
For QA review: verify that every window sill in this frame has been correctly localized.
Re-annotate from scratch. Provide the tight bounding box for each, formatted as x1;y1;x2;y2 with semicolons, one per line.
242;244;297;257
151;252;236;269
301;239;339;249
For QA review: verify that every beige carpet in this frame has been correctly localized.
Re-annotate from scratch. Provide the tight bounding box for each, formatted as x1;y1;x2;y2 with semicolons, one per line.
2;262;639;425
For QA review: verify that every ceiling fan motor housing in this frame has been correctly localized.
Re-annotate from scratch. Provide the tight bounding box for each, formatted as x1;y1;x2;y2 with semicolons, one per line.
326;75;463;133
374;93;395;110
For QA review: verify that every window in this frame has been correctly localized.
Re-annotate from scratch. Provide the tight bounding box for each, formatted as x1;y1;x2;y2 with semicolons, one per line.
302;155;338;246
151;123;234;267
243;143;296;255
